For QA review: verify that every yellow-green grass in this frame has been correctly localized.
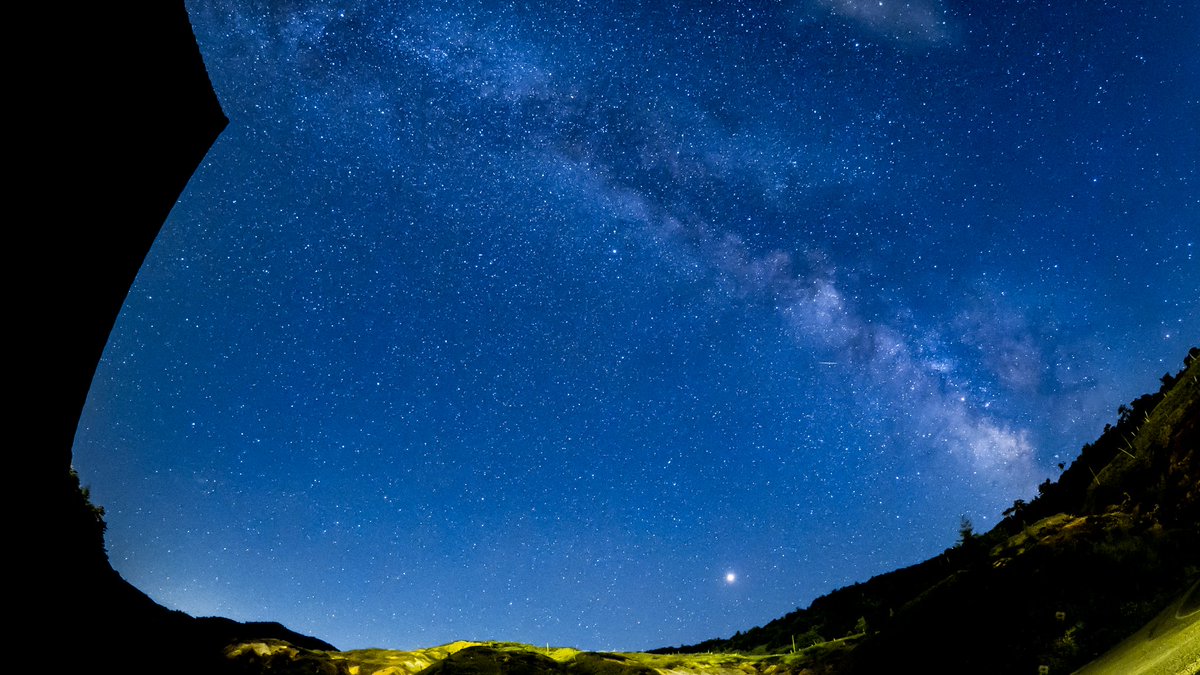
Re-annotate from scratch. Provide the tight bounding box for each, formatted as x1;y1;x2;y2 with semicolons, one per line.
1075;582;1200;675
251;638;859;675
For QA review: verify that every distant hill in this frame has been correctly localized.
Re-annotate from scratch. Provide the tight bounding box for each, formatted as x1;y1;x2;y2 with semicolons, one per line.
656;347;1200;674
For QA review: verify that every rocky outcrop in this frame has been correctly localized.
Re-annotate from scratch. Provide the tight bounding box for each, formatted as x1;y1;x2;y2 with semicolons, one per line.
27;3;330;670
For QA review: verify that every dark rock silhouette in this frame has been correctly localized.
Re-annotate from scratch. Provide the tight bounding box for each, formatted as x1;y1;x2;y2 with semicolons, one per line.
28;3;332;671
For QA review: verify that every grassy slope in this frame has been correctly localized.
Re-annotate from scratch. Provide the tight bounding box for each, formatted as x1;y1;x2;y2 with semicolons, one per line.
1074;581;1200;675
222;640;856;675
662;348;1200;674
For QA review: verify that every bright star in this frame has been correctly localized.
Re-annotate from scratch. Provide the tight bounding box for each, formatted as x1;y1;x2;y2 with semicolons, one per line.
724;572;737;584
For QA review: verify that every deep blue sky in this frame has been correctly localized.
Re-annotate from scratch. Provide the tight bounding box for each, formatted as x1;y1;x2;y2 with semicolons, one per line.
76;0;1197;652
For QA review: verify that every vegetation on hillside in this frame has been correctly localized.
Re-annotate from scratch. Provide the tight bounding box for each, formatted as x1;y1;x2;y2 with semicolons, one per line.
655;347;1199;674
222;639;861;675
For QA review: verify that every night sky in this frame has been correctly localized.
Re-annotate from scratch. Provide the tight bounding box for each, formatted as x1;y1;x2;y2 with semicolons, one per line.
75;0;1197;652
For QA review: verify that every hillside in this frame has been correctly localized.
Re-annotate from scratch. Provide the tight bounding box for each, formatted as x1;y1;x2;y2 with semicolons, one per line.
221;640;827;675
657;347;1200;674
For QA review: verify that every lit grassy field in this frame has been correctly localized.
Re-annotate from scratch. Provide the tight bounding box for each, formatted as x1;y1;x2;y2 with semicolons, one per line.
1074;582;1200;675
225;636;860;675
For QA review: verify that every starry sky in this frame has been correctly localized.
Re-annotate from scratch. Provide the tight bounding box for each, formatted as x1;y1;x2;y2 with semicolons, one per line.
75;0;1197;653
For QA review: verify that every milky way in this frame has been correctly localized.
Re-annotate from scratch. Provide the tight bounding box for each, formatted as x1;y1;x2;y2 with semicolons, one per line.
75;0;1197;651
